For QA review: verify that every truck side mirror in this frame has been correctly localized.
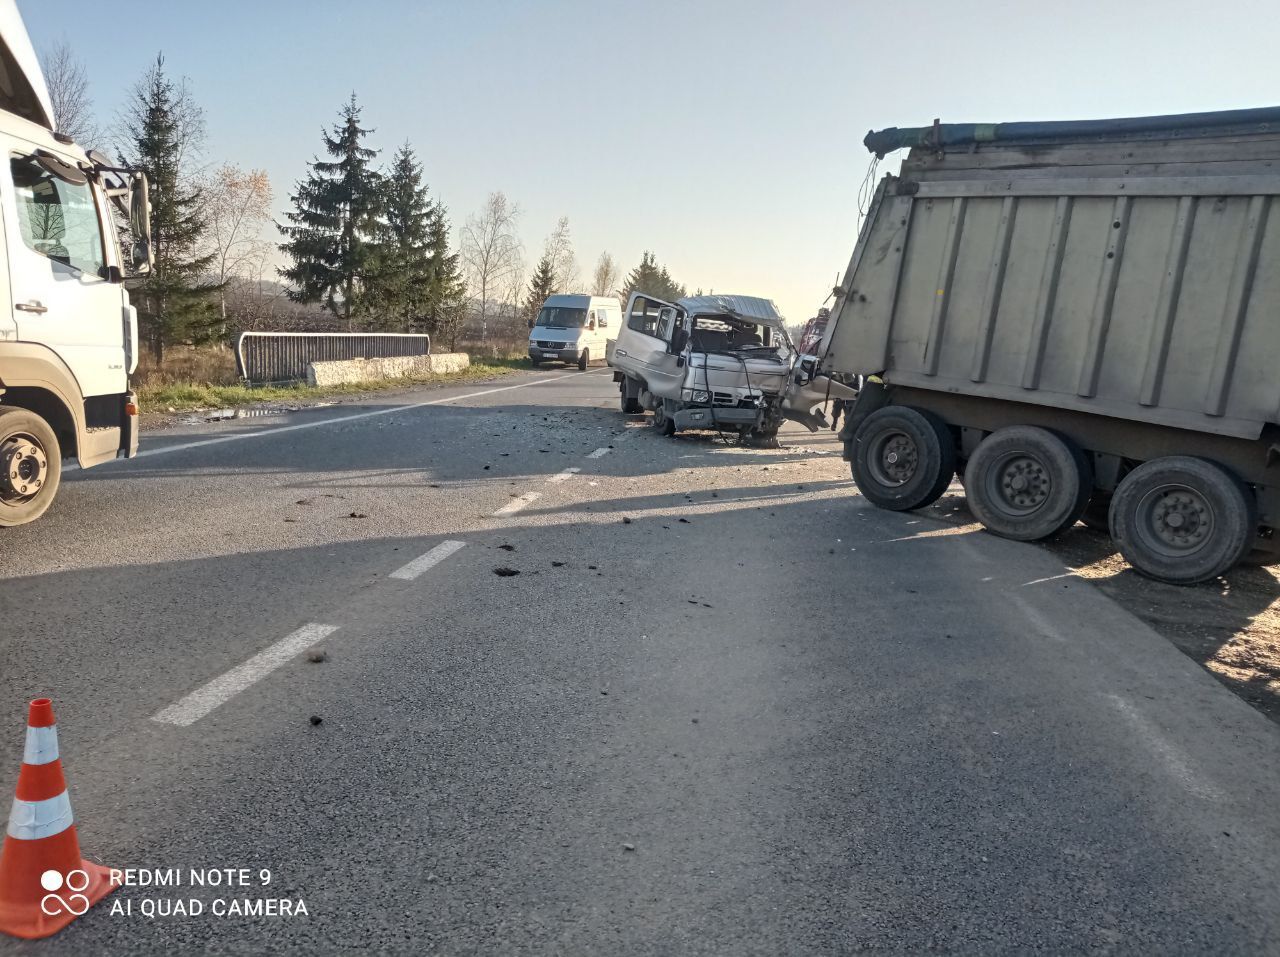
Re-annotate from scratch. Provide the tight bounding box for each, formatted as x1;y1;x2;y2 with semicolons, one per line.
129;171;153;274
669;326;688;354
131;239;152;277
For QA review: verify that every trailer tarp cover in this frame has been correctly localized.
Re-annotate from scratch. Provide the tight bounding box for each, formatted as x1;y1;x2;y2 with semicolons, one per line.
863;105;1280;158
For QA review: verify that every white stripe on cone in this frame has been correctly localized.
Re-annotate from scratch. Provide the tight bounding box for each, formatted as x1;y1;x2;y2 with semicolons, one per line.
6;792;73;840
21;726;58;766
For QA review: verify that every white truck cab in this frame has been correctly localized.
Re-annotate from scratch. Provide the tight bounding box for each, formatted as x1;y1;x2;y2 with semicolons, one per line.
527;294;620;371
0;0;152;525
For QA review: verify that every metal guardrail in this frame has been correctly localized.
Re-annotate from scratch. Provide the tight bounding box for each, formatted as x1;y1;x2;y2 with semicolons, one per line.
234;332;431;385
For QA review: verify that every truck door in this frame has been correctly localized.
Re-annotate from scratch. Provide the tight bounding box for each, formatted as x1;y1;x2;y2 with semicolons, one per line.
621;293;686;399
1;143;126;398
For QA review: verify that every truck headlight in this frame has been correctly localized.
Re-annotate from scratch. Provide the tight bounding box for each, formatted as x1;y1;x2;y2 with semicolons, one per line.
691;390;710;404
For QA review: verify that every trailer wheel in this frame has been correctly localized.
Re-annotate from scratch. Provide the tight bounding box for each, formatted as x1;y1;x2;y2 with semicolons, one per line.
1109;456;1255;584
850;406;954;511
0;408;62;527
964;426;1092;541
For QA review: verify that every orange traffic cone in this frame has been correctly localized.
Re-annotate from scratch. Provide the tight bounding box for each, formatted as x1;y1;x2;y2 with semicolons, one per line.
0;699;113;939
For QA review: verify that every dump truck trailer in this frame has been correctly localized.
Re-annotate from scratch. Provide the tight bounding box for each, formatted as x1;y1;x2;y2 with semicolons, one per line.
815;106;1280;584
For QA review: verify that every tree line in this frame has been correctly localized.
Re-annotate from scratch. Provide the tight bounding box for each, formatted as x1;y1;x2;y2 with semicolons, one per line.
40;44;691;361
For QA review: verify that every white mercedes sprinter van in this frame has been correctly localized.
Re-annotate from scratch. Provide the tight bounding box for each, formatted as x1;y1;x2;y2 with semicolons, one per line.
528;294;621;370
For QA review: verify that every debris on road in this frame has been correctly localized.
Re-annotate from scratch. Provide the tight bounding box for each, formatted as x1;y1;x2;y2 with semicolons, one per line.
348;511;368;519
306;650;328;664
622;516;633;524
309;715;323;726
498;544;516;552
552;561;566;567
494;567;520;577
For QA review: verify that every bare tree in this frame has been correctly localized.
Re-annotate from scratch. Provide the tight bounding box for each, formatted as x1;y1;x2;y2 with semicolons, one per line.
201;164;274;326
545;216;579;293
40;40;98;145
592;251;619;298
459;191;523;341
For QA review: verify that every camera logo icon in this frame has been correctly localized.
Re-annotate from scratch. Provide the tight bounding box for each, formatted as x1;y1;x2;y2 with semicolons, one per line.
39;869;90;916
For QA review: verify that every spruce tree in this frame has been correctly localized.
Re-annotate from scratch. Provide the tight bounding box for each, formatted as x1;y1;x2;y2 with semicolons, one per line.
525;253;556;322
279;94;382;329
368;143;432;330
619;251;686;304
423;201;466;343
120;54;218;361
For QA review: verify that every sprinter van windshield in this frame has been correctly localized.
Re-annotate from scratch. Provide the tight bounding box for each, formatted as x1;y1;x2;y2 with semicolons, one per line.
536;306;588;329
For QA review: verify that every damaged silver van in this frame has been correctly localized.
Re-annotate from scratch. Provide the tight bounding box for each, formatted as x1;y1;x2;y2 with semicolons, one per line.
609;293;812;441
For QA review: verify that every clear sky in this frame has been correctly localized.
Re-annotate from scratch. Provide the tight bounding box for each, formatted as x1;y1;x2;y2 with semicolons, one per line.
26;0;1280;324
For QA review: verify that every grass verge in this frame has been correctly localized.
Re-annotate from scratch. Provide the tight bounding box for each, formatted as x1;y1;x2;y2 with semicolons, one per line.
137;358;529;413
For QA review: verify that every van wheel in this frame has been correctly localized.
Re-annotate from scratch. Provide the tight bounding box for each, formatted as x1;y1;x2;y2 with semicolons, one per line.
620;381;643;414
578;349;589;371
529;357;541;368
652;402;677;436
0;408;61;527
964;426;1092;541
1110;456;1255;584
850;406;954;511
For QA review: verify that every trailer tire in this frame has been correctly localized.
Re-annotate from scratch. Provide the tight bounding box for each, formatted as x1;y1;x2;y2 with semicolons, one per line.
1110;456;1255;585
964;426;1091;542
850;406;954;511
578;348;589;371
0;408;61;527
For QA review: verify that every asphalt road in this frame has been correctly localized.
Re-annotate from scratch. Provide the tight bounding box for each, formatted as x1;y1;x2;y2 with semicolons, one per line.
2;367;1280;955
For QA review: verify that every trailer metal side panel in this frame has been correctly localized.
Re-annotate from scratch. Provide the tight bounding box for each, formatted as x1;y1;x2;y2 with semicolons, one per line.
823;132;1280;441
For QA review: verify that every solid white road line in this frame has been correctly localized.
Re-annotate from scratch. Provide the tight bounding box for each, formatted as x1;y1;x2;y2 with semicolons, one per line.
586;447;611;459
389;540;467;580
119;370;609;462
547;467;581;484
151;623;340;727
494;491;541;516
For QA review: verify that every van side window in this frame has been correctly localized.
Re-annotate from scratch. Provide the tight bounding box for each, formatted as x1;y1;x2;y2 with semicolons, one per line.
10;155;105;276
598;309;608;329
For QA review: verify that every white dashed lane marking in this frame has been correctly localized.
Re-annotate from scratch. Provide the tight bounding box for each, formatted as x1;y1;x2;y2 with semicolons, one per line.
389;540;467;581
494;492;541;516
151;623;339;727
548;468;580;484
586;447;611;459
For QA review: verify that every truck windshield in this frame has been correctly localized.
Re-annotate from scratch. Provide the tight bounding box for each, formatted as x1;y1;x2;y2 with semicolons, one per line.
536;307;587;329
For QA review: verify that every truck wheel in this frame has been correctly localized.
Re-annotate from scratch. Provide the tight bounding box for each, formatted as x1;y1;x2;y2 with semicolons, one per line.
578;349;589;371
964;426;1092;541
0;408;62;527
850;406;954;511
620;380;642;415
1109;456;1255;584
652;401;677;436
